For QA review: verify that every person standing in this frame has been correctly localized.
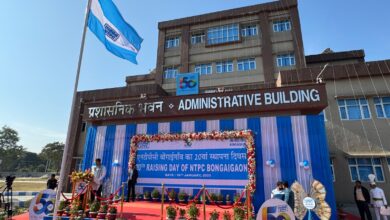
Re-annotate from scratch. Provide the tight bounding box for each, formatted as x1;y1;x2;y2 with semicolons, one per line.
47;174;58;190
127;164;138;202
271;181;285;200
370;183;388;220
91;158;106;201
354;180;372;220
283;181;295;210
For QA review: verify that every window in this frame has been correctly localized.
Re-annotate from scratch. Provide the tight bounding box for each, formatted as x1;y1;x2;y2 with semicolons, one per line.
241;25;258;37
191;33;205;44
330;159;335;182
165;37;180;48
237;58;256;71
207;24;239;45
338;98;371;120
374;96;390;118
348;158;384;182
195;64;212;75
273;20;291;32
387;158;390;172
164;67;178;79
216;61;233;73
277;54;295;67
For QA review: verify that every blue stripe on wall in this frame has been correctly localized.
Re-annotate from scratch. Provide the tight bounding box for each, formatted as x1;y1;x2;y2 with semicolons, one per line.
220;119;234;131
82;126;97;170
170;121;182;133
195;120;206;132
103;125;116;179
247;117;265;213
307;115;337;220
121;124;137;196
147;122;158;135
277;116;297;185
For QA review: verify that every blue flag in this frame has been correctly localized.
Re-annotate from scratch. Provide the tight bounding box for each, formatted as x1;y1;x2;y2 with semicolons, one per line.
88;0;143;64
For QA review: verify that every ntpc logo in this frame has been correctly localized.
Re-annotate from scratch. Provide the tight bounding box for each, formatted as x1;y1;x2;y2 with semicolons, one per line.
104;23;120;41
179;76;197;89
262;206;292;220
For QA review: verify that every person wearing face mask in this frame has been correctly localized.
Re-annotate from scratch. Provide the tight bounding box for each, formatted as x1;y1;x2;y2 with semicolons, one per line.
271;181;285;200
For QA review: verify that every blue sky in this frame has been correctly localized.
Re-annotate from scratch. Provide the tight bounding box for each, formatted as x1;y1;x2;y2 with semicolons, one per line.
0;0;389;153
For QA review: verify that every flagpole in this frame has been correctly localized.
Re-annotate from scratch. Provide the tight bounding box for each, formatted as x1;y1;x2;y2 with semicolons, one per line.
53;0;92;218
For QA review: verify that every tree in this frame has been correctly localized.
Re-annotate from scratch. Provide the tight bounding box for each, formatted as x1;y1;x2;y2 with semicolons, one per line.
0;126;25;171
39;142;64;172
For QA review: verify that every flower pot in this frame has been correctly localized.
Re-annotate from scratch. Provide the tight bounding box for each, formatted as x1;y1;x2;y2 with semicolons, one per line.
226;201;232;205
97;212;107;219
178;199;185;203
144;196;150;200
64;211;71;216
217;201;223;204
107;213;117;220
152;197;159;202
89;212;98;218
57;210;64;216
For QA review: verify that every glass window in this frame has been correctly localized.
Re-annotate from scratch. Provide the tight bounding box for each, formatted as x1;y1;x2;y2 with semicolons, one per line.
374;96;390;118
165;37;180;48
194;64;212;75
164;67;178;79
337;98;371;120
207;24;239;45
273;20;291;32
191;33;205;44
277;53;295;67
348;158;385;182
241;25;258;37
216;61;233;73
330;159;335;182
237;58;256;71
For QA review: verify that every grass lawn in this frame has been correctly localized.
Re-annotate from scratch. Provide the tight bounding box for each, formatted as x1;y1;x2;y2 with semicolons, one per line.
0;181;46;191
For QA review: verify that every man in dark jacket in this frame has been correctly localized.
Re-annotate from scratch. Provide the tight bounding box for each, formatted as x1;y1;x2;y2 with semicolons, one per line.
47;174;58;190
127;164;139;202
354;180;372;220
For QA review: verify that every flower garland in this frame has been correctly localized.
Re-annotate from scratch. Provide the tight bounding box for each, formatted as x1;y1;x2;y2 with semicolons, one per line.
129;130;256;192
70;169;94;183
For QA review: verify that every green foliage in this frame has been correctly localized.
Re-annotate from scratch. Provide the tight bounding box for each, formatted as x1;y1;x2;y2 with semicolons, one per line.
187;203;200;219
166;205;177;218
223;211;232;220
151;188;160;199
89;201;100;212
209;209;219;220
233;207;245;220
39;141;64;172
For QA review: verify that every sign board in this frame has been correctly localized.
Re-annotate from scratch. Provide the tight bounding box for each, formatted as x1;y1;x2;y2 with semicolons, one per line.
29;189;56;220
85;84;328;121
176;72;199;96
303;197;316;210
136;138;248;189
257;199;295;220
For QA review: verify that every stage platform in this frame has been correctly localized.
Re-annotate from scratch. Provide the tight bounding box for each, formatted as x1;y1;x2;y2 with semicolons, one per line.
13;201;240;220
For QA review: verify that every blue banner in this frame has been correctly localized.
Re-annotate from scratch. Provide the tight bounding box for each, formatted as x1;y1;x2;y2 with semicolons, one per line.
176;72;199;96
136;139;248;188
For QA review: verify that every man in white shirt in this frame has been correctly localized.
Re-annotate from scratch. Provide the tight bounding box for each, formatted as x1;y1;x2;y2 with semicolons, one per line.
91;158;106;201
370;183;388;220
271;181;285;201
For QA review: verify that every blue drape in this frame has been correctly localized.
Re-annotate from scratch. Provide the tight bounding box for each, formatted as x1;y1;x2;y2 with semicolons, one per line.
170;121;182;133
195;120;206;132
102;125;116;179
219;119;234;131
277;116;297;185
81;126;97;170
121;124;136;196
147;122;158;135
307;115;337;220
247;117;264;213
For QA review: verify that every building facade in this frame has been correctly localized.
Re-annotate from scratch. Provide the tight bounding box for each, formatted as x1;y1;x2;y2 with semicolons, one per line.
65;0;390;212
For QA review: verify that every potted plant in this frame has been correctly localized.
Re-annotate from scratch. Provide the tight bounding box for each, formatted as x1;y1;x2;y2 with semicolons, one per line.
223;211;232;220
152;188;160;201
144;190;151;200
188;195;193;203
97;203;108;219
168;189;177;202
210;193;218;204
136;193;142;201
64;206;71;216
234;193;242;205
166;205;177;220
178;208;186;220
57;200;67;216
233;207;245;220
107;206;117;220
114;194;120;203
178;192;187;203
217;194;224;204
187;203;200;220
209;209;219;220
89;201;100;218
77;201;84;216
225;194;232;205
